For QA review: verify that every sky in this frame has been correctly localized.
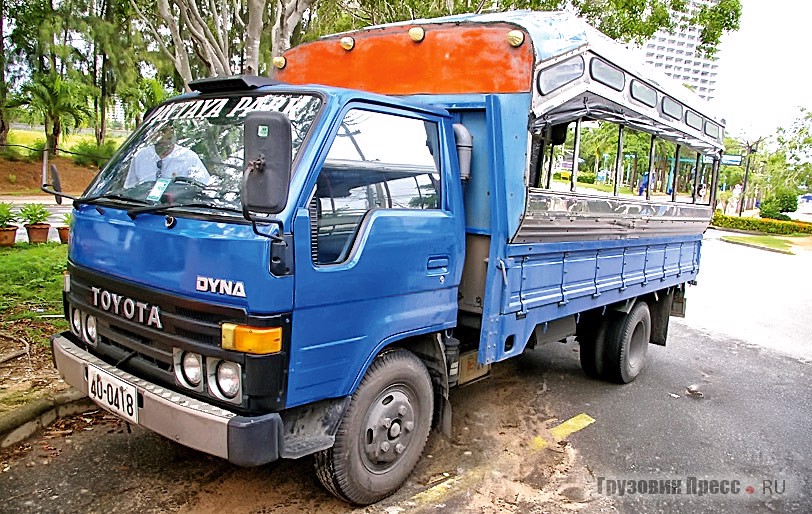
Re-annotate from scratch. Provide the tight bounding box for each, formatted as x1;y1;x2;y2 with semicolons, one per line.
713;0;812;141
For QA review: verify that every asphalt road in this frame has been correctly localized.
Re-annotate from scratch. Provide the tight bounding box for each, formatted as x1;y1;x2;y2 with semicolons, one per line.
0;230;809;513
535;231;812;512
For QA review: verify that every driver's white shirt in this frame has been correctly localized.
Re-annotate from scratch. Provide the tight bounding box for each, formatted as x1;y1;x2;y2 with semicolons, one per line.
125;145;211;188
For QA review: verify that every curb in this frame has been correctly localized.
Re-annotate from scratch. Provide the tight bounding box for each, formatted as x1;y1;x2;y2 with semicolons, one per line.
0;388;94;448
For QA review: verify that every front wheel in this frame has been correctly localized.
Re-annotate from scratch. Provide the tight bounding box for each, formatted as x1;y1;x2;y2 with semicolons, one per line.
315;349;433;505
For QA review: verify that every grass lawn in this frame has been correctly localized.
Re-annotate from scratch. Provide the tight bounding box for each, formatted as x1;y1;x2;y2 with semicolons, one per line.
0;242;68;327
720;235;795;253
7;129;125;155
10;129;98;148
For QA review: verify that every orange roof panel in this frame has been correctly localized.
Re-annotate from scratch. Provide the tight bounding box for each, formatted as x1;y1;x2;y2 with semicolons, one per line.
275;23;534;95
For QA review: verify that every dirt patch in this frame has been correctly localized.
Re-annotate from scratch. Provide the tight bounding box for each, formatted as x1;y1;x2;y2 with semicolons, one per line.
782;235;812;253
0;157;98;195
0;321;69;417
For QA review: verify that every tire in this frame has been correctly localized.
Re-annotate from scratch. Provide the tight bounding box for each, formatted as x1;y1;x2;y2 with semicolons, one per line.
314;349;433;505
579;319;609;379
603;301;651;384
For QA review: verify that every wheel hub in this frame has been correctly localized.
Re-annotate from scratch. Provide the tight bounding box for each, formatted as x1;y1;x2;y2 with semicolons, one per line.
362;390;416;468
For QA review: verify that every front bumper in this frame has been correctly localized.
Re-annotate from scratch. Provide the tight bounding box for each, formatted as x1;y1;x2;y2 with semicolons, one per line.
51;334;282;466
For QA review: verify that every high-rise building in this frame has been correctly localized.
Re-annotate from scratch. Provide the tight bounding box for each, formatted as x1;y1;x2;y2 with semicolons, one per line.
640;0;720;102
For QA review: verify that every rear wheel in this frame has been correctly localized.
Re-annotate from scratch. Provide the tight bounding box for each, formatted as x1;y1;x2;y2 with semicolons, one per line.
314;349;433;505
579;319;609;379
603;302;651;383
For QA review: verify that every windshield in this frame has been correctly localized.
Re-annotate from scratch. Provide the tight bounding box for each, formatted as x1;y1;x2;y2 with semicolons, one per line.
84;93;322;215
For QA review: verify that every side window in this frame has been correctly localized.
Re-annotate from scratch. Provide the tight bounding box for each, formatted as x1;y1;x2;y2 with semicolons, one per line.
311;109;441;265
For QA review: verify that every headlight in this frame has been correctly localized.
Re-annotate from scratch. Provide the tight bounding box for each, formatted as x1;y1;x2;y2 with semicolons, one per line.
181;352;203;387
71;308;82;336
84;315;97;345
215;361;241;399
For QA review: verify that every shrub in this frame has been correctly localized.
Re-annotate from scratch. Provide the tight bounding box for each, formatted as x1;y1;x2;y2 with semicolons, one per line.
577;172;596;184
28;139;46;159
758;204;791;221
760;191;798;220
7;173;16;185
19;203;51;225
68;138;120;167
0;202;19;228
0;133;29;161
553;170;572;181
0;146;25;161
711;212;812;235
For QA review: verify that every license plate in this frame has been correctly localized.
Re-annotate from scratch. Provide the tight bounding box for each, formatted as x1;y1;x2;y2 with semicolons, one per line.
87;365;139;423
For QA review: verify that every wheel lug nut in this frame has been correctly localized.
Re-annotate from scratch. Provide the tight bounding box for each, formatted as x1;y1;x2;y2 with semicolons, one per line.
380;441;391;452
381;417;392;428
404;421;414;432
395;443;405;454
398;405;407;416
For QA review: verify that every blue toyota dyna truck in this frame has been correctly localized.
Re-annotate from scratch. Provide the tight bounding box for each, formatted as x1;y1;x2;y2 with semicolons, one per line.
48;11;724;505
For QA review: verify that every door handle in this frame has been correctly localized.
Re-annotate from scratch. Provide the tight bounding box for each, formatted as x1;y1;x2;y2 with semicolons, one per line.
427;256;449;274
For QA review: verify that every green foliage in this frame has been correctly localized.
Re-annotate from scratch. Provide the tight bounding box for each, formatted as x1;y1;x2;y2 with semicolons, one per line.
68;138;120;167
27;138;47;159
711;212;812;235
18;203;51;225
0;134;28;161
0;202;19;228
691;0;743;57
62;212;72;226
9;73;93;153
0;243;68;315
759;190;798;220
6;174;16;185
577;172;596;184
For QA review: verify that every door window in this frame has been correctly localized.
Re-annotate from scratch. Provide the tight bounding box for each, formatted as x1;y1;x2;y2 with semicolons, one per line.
311;109;441;265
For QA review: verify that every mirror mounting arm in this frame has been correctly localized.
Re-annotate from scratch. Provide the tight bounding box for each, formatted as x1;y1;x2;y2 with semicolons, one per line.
241;155;285;243
246;215;285;243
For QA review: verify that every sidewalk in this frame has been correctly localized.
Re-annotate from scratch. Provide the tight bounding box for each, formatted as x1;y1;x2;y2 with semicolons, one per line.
0;193;62;205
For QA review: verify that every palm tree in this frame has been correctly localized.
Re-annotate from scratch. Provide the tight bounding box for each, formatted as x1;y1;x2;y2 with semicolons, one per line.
118;77;173;128
10;73;92;155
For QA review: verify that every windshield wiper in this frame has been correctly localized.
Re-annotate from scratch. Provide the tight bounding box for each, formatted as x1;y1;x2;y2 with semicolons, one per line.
74;194;150;209
127;202;243;219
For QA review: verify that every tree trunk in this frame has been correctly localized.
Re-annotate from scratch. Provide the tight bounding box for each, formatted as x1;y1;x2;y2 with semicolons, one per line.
98;54;109;145
244;0;267;75
44;114;56;155
0;0;8;148
271;0;313;58
52;118;61;156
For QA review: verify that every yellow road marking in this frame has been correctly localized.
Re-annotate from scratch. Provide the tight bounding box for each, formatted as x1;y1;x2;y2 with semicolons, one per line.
549;413;595;440
531;436;548;450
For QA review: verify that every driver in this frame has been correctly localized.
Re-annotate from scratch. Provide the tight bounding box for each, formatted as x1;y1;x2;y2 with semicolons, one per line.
124;123;211;188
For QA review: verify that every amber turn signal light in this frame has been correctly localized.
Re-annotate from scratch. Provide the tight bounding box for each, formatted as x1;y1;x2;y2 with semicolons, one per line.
221;323;282;354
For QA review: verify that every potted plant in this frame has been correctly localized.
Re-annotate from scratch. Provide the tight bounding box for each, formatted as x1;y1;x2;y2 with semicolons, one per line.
0;202;19;247
19;203;52;244
57;212;72;244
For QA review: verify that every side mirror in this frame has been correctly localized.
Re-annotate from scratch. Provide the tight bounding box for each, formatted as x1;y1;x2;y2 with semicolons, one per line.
41;164;75;204
241;111;292;215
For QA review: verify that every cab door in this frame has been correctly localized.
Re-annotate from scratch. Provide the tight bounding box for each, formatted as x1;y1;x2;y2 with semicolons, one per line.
287;105;462;406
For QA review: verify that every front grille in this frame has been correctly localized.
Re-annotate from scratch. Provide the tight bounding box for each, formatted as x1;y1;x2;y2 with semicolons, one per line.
175;306;220;323
66;266;249;386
